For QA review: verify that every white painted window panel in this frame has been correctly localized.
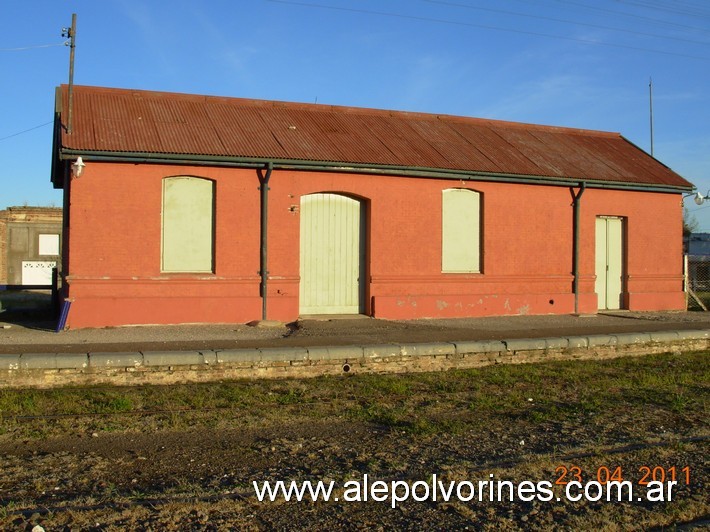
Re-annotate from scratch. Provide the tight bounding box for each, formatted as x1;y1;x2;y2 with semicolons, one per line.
442;189;480;273
38;234;60;256
161;177;214;272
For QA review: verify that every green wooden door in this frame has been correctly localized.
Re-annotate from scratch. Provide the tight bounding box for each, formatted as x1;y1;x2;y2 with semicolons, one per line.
299;193;362;314
595;217;623;310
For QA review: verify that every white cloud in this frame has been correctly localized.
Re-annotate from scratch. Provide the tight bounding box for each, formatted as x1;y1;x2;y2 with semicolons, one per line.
114;0;178;78
400;53;464;109
661;135;710;184
477;73;613;126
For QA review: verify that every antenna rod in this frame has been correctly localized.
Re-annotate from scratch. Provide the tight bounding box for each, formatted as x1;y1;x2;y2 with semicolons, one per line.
65;13;77;135
649;77;654;157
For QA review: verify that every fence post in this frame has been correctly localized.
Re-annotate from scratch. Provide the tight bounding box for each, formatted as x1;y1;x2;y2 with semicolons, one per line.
51;267;59;317
684;254;689;310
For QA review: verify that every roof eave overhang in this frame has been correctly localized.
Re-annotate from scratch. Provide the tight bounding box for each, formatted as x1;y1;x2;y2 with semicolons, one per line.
51;87;67;189
57;149;694;194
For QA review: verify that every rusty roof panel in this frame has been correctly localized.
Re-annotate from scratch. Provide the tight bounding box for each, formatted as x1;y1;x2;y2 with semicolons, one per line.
490;127;567;177
205;104;288;159
448;121;547;176
310;112;388;163
557;134;619;181
594;135;676;185
56;85;693;189
263;108;349;162
349;114;414;166
406;118;496;172
570;135;637;182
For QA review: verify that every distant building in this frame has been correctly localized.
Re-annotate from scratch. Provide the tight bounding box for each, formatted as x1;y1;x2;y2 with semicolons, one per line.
0;206;63;286
51;85;693;328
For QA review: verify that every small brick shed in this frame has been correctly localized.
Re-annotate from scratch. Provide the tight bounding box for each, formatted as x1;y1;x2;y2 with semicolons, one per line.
50;85;693;328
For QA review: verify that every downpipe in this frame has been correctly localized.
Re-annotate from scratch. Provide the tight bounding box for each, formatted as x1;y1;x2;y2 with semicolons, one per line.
573;182;586;314
258;162;273;321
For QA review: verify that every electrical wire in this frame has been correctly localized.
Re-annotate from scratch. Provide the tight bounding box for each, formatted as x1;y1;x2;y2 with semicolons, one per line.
0;42;66;52
546;0;710;34
687;203;710;213
616;0;710;19
0;121;53;142
423;0;710;46
266;0;710;61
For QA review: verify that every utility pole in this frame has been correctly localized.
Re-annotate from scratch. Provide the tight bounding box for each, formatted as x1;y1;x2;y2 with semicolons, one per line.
62;14;77;134
649;77;654;157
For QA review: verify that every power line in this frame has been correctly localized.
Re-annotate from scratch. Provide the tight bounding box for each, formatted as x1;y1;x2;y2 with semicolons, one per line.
688;203;710;213
424;0;710;46
616;0;710;19
0;121;53;142
675;0;710;14
266;0;710;61
0;42;66;52
517;0;710;35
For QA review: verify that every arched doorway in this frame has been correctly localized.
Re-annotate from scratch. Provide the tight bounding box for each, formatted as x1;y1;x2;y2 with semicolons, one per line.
299;193;365;314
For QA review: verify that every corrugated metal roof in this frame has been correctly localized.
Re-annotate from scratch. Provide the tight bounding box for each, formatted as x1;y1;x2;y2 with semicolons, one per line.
56;85;693;189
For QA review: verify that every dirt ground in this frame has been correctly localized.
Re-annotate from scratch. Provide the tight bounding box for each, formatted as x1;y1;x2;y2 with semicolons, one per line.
0;353;708;530
2;420;707;530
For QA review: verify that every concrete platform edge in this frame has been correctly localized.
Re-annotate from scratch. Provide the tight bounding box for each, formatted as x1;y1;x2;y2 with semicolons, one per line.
1;329;708;386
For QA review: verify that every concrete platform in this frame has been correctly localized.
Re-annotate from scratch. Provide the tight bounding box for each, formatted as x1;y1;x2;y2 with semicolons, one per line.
2;311;710;355
0;311;708;388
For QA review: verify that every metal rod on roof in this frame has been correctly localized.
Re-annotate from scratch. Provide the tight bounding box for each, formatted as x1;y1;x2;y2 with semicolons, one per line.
649;77;654;157
62;14;77;134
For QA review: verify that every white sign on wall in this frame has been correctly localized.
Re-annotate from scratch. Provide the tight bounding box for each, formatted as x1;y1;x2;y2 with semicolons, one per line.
39;234;60;256
21;261;56;286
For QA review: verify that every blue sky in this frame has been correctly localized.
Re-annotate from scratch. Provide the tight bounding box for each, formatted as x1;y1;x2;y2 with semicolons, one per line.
2;0;709;228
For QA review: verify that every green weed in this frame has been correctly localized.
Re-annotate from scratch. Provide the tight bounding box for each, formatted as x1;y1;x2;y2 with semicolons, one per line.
361;375;411;395
0;351;706;441
669;391;693;412
275;388;305;405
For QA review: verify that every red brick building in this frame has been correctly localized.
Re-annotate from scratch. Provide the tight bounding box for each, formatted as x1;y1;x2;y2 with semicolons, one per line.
51;85;692;328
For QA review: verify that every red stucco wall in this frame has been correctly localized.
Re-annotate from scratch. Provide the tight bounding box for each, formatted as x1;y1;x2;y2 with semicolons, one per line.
582;189;684;311
62;162;684;328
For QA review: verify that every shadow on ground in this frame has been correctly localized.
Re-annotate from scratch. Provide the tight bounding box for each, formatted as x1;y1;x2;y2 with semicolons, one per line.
0;290;57;332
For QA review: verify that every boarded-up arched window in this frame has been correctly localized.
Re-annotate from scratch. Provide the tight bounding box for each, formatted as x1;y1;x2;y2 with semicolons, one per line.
442;188;481;273
161;176;214;272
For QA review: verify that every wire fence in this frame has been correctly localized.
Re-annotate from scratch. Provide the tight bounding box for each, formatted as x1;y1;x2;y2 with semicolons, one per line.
686;255;710;311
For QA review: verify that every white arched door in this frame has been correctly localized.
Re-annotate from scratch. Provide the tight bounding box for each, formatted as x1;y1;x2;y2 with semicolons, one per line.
299;193;363;314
